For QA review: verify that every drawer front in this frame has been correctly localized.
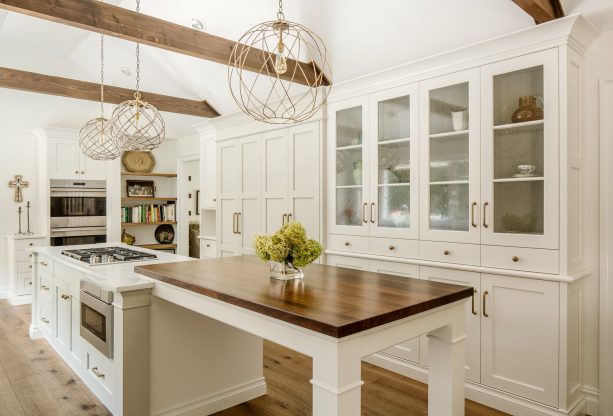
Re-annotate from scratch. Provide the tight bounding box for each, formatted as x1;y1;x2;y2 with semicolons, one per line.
39;296;52;330
326;254;370;271
37;254;54;275
85;346;114;396
40;273;52;299
17;250;33;262
419;241;480;266
481;246;559;274
202;240;217;258
369;260;419;279
327;234;369;254
370;238;418;259
17;261;32;274
17;274;32;296
15;239;45;251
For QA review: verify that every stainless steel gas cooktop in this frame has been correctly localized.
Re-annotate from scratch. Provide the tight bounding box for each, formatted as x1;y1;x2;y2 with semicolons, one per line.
61;246;157;265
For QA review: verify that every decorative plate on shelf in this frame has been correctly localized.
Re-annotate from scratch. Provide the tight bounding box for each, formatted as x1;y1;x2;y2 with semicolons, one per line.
122;151;156;173
155;224;175;244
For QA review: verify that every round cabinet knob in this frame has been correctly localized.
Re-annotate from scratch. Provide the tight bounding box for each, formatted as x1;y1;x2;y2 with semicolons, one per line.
81;171;85;175
206;244;211;248
75;171;79;174
344;241;350;247
388;245;395;251
29;281;32;286
512;256;519;262
443;250;450;256
28;243;33;246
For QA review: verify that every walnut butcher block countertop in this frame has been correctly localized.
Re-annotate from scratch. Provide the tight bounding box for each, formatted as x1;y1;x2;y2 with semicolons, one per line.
135;256;473;338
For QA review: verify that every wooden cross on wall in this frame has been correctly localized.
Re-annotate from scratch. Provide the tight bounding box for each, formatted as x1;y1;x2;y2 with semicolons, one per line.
8;175;28;203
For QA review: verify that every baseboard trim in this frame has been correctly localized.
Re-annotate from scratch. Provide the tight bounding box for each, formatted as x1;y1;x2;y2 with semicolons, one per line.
364;353;593;416
151;377;267;416
583;385;599;416
0;286;8;300
7;294;32;306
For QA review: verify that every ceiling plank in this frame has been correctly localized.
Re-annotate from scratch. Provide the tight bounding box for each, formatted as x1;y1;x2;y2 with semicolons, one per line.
512;0;565;24
0;0;330;87
0;66;220;118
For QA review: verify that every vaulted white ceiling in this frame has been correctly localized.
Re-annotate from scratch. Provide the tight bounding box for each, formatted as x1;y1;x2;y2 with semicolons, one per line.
0;0;611;136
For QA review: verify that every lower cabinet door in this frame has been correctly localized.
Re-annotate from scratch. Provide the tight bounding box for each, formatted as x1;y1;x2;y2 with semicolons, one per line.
53;279;70;354
419;267;481;382
480;274;559;407
370;260;421;363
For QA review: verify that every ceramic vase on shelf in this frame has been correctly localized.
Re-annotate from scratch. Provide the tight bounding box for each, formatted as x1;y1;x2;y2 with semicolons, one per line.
451;110;468;131
511;95;544;123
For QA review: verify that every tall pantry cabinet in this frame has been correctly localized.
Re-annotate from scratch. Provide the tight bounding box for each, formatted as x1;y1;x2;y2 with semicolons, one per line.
324;17;596;416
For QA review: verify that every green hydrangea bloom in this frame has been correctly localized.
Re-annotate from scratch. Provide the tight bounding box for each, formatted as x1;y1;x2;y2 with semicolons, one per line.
253;222;322;268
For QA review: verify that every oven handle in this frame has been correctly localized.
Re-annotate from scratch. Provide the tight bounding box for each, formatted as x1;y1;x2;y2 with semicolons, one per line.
51;190;107;198
50;228;107;237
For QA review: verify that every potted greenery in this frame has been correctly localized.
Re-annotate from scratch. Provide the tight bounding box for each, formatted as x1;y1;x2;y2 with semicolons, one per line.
253;222;322;280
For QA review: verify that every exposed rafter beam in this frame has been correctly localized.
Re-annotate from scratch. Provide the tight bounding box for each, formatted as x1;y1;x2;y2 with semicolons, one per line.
512;0;565;24
0;0;330;87
0;66;220;118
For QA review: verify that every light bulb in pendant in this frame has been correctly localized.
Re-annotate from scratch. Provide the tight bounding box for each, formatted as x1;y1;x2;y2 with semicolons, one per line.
274;40;287;75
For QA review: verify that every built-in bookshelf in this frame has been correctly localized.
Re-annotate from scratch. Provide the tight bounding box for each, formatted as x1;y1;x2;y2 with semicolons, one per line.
120;171;178;252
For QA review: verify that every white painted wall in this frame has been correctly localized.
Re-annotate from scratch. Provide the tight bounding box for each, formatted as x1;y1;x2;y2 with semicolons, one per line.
584;30;613;412
0;129;41;293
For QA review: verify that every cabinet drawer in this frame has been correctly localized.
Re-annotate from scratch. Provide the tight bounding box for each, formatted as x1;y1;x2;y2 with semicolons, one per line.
37;254;54;275
17;250;33;262
327;254;370;271
370;238;418;259
15;239;45;251
17;261;33;274
85;347;113;396
370;260;419;279
327;234;369;254
39;296;52;330
420;241;480;266
202;240;217;258
481;246;559;274
40;273;52;299
17;274;32;296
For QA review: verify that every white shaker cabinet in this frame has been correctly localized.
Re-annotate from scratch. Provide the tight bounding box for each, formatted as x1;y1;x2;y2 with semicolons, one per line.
53;277;71;356
217;135;261;257
49;137;107;180
419;68;481;244
262;123;320;240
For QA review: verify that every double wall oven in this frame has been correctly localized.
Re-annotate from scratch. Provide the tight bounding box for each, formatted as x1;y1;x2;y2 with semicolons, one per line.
50;179;107;246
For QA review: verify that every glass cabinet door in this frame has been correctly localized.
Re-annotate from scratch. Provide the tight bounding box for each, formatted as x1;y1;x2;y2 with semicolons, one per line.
369;84;418;239
328;97;370;236
419;69;481;243
481;50;558;249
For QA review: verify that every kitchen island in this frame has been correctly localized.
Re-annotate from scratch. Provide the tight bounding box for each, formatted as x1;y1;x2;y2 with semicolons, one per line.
137;255;472;416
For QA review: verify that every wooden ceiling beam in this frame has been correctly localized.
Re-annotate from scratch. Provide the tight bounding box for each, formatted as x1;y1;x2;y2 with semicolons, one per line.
0;0;330;87
512;0;565;24
0;66;220;118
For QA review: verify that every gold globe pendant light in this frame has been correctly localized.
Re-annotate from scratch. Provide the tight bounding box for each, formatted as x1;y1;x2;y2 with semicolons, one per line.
110;0;165;151
228;0;332;124
79;27;121;161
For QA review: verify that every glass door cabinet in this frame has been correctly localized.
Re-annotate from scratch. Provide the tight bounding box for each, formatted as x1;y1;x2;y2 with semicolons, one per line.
419;69;481;243
480;49;558;249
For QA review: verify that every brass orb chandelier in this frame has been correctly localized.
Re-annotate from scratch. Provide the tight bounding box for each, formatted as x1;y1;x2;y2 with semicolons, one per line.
79;29;121;160
110;0;165;151
228;0;332;124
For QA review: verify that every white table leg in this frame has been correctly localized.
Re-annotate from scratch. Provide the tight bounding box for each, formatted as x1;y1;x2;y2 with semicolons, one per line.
427;305;467;416
311;340;363;416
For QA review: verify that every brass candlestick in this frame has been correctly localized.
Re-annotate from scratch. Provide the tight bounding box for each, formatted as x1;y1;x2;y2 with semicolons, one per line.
25;201;33;234
16;206;23;235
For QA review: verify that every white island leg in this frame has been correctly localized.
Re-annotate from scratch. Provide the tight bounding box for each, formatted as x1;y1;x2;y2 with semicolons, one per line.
427;304;467;416
311;339;364;416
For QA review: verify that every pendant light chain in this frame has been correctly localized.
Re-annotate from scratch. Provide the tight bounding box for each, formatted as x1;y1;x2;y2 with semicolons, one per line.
134;0;141;100
100;32;105;117
277;0;284;20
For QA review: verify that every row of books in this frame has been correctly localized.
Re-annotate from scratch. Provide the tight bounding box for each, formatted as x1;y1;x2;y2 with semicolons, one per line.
121;203;176;223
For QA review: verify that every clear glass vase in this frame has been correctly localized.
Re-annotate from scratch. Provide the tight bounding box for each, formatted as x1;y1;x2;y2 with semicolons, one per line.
269;261;304;280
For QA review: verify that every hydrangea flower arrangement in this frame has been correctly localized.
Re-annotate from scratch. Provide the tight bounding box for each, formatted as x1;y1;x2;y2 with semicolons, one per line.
254;222;322;279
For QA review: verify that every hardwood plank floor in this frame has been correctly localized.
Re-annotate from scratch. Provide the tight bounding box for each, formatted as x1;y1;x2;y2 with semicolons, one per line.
0;301;110;416
0;300;509;416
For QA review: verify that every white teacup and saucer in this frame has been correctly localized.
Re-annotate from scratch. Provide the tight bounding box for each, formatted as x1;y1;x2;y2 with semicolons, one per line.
513;164;536;178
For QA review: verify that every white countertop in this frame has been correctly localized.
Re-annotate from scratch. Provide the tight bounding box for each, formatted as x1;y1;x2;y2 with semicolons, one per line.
28;243;194;293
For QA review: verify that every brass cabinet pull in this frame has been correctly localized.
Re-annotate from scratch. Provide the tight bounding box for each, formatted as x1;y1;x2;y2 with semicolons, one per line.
282;214;287;226
81;171;85;175
389;245;395;251
74;171;78;174
344;241;350;247
483;202;489;228
443;250;450;256
40;261;48;266
512;256;519;262
28;242;33;246
471;202;478;228
91;367;105;379
61;294;70;300
232;213;236;234
370;203;376;224
41;317;49;324
41;285;49;291
483;290;489;318
472;289;478;316
236;213;242;235
287;213;292;222
362;203;368;223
